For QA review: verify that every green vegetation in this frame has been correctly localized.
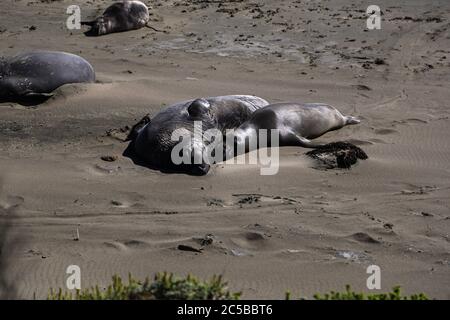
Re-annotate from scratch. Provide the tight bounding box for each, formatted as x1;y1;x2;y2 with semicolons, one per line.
310;285;428;300
48;273;428;300
48;272;241;300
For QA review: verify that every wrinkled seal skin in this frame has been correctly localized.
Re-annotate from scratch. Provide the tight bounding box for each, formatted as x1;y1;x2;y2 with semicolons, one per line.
0;51;95;104
128;95;269;175
226;103;361;158
82;1;149;36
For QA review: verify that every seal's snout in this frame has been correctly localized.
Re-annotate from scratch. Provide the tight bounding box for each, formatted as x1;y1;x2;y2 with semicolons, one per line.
190;163;211;176
345;116;361;125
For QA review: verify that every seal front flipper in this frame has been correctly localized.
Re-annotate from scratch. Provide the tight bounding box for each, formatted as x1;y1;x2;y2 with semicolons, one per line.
81;20;96;26
18;91;54;105
23;92;54;99
284;132;325;149
126;114;151;141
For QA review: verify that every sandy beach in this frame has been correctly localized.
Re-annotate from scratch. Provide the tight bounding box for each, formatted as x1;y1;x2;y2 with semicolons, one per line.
0;0;449;299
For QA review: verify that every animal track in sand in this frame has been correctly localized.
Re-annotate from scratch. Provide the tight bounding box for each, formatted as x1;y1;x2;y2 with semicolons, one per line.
396;184;438;196
374;128;399;135
205;194;300;209
333;250;373;264
346;139;374;146
103;239;151;251
349;232;381;244
233;193;300;206
0;195;24;211
393;118;429;125
110;200;132;208
85;163;121;175
231;231;268;251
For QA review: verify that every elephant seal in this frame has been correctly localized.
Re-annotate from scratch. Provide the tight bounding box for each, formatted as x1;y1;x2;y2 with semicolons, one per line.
0;51;95;104
225;103;361;158
82;1;150;36
126;95;269;175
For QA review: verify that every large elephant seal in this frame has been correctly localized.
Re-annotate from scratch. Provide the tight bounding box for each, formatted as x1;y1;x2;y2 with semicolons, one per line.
0;51;95;104
82;1;150;36
225;103;361;158
126;95;269;175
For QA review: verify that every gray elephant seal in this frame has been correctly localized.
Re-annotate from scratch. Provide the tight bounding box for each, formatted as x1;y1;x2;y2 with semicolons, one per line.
226;103;360;158
0;51;95;104
82;1;150;36
126;95;269;175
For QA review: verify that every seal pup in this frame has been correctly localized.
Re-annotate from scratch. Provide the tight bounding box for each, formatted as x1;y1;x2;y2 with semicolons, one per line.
126;95;269;175
82;1;151;36
0;51;95;105
225;103;360;158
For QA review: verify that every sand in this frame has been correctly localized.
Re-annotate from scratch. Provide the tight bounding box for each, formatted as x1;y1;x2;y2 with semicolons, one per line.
0;0;449;299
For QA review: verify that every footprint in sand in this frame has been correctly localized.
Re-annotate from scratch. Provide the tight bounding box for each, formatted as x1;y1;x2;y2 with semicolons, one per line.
0;195;24;211
110;200;131;208
395;183;438;195
84;163;121;176
390;118;429;128
230;231;267;251
232;194;300;207
374;128;399;135
103;241;129;251
346;139;374;146
368;138;389;144
205;194;300;209
103;239;151;251
333;250;373;263
349;232;381;244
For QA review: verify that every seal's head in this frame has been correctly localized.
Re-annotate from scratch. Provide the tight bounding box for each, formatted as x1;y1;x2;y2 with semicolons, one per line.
132;99;218;175
84;17;112;36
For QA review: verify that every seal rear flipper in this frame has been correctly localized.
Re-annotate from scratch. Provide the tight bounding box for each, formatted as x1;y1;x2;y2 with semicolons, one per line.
345;116;361;125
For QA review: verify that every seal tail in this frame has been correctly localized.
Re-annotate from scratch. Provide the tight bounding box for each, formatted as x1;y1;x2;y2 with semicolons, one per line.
345;116;361;125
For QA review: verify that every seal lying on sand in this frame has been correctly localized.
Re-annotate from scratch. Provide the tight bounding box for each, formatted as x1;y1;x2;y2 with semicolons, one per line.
0;51;95;105
227;103;361;152
224;102;367;168
125;95;269;175
82;1;150;36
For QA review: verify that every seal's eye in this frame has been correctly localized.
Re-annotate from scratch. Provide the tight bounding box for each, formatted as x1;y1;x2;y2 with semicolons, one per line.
188;98;210;118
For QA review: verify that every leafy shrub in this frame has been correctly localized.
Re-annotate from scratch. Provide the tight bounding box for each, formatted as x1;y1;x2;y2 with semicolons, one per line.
48;272;241;300
49;273;428;300
309;285;428;300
